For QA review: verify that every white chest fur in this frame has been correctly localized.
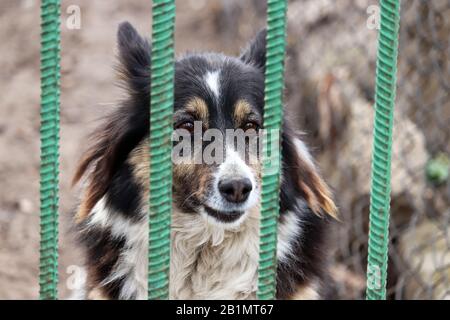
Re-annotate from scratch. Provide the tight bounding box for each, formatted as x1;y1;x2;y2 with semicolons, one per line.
169;208;260;299
87;199;300;300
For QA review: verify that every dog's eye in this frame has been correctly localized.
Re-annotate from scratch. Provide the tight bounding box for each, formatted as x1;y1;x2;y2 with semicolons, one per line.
242;121;259;132
176;121;195;133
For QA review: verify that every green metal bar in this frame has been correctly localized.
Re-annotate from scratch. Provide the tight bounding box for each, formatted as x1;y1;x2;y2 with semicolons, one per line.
366;0;401;300
39;0;61;300
148;0;175;300
257;0;288;300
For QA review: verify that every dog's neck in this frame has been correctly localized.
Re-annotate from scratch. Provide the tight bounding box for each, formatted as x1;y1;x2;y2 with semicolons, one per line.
169;206;260;299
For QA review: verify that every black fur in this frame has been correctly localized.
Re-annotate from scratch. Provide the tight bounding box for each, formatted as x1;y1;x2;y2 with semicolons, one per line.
106;162;145;222
77;225;126;299
240;29;267;70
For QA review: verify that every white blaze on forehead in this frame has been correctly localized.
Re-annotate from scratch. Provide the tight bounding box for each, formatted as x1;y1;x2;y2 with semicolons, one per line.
204;70;220;100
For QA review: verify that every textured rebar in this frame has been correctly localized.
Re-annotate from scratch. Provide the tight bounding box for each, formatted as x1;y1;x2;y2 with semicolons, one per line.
148;0;175;300
366;0;401;300
39;0;61;300
257;0;287;300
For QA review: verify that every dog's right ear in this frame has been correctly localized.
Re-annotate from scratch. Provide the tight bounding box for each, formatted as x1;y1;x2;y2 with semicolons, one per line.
72;22;151;222
117;21;151;97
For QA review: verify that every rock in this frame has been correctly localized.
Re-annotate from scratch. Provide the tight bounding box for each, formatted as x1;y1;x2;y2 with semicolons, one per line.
399;220;450;299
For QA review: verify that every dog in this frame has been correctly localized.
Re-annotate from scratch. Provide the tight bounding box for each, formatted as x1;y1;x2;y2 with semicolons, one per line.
72;22;337;300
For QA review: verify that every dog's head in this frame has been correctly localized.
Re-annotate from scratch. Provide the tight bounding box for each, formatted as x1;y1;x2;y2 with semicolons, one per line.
73;22;337;227
169;30;267;226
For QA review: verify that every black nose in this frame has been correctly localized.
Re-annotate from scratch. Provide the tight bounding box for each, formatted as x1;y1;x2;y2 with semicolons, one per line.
218;178;253;203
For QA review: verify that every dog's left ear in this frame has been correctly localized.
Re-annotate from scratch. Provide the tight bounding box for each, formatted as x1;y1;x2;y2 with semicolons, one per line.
281;132;338;220
72;22;151;222
240;29;267;70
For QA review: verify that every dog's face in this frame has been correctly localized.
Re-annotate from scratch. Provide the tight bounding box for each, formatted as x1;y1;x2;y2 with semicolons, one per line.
171;49;266;225
73;23;337;228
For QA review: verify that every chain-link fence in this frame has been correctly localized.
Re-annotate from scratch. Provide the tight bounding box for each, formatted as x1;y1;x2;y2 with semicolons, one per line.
218;0;450;299
277;0;450;299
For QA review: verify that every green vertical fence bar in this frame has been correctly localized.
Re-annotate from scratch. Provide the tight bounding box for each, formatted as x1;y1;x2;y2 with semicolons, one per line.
148;0;176;300
257;0;288;300
366;0;401;300
39;0;61;300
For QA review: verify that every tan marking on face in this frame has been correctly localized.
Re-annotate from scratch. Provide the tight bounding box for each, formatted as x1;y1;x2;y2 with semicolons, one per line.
233;99;252;127
194;165;213;199
185;97;209;125
173;163;195;180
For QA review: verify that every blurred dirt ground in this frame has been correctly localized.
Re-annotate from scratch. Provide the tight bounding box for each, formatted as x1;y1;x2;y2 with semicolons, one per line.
1;0;449;299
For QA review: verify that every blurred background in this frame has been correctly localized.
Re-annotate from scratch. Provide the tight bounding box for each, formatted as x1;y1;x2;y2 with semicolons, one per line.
0;0;448;299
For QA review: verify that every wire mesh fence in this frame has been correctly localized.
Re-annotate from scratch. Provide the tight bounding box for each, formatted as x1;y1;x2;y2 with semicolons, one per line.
280;0;450;299
224;0;449;299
